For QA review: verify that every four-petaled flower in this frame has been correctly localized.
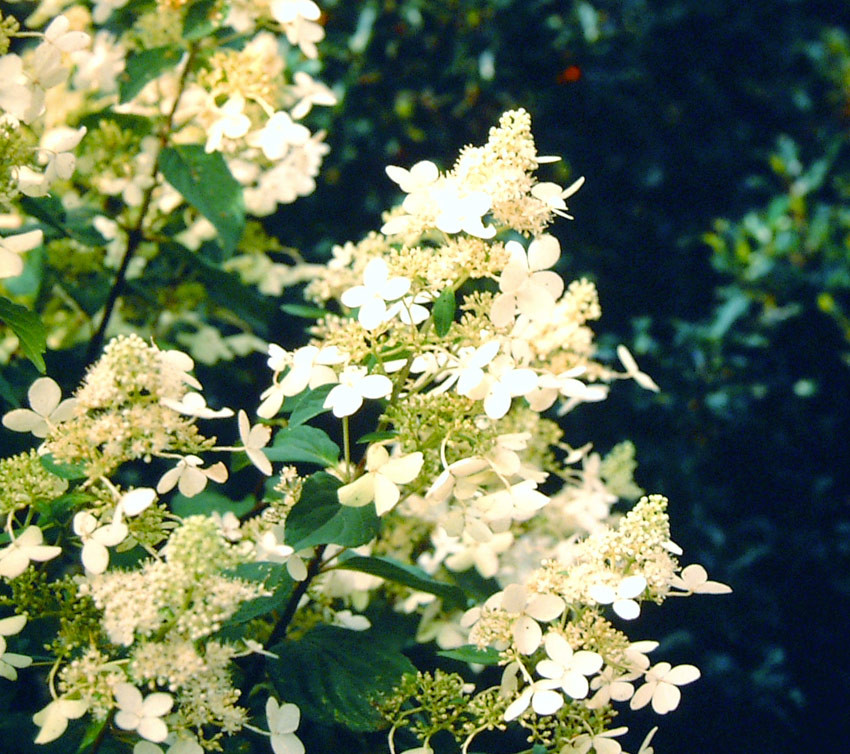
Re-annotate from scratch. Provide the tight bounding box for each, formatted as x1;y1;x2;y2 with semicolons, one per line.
72;512;128;574
629;662;701;715
2;376;75;438
113;683;174;742
0;525;62;579
535;632;604;708
491;235;565;328
341;258;411;330
337;444;424;515
669;564;732;594
266;697;305;754
500;583;566;655
0;615;32;680
156;455;228;497
323;366;392;418
589;574;648;620
238;410;273;476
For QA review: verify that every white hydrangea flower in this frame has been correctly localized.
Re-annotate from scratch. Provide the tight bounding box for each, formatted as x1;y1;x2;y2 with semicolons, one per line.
32;697;88;744
289;70;337;119
385;160;440;193
0;525;62;579
255;525;307;581
491;236;565;328
589;574;648;620
205;95;251;153
0;615;31;680
535;632;604;704
2;376;76;438
341;258;411;330
500;583;566;655
113;683;173;742
586;665;638;709
238;410;273;476
337;444;424;515
160;392;234;419
629;662;700;715
0;229;44;279
72;512;128;574
323;366;392;418
258;344;344;418
530;175;585;219
669;564;732;594
248;111;310;161
156;456;228;497
433;186;495;239
617;345;660;392
39;125;87;183
266;697;305;754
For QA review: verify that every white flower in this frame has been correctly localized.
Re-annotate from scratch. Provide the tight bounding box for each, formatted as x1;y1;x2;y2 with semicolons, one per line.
118;488;157;517
156;456;228;497
460;353;538;420
669;564;732;594
0;229;44;279
500;583;565;655
238;410;273;476
629;662;700;715
433;187;495;238
560;726;628;754
341;258;411;330
113;683;173;742
586;665;637;709
205;95;251;153
32;697;88;744
323;366;392;418
289;70;337;119
43;16;90;53
385;160;440;193
39;126;87;183
249;111;310;161
536;632;604;706
2;376;76;437
491;236;564;328
616;345;660;392
161;392;234;419
589;574;648;620
635;726;659;754
0;525;62;579
337;445;424;515
73;512;128;574
258;345;343;418
255;526;307;581
266;697;305;754
530;175;584;219
0;615;31;680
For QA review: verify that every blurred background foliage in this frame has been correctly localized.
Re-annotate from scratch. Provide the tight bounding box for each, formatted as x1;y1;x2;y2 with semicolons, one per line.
276;0;850;751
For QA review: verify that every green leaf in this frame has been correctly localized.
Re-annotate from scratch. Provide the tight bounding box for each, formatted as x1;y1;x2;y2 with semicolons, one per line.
338;554;467;610
170;489;255;518
76;716;107;753
266;424;339;467
269;624;415;731
119;45;183;103
280;303;328;319
436;645;502;666
356;430;398;444
224;562;293;624
287;384;335;427
0;296;46;372
160;145;245;254
183;0;218;40
284;472;380;549
433;287;455;336
19;195;108;247
40;453;87;480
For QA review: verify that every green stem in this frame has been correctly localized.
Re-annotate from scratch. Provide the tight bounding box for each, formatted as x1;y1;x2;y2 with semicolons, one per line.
342;415;351;480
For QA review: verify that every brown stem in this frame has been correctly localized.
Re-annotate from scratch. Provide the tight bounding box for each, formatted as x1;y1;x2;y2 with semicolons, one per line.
266;544;327;647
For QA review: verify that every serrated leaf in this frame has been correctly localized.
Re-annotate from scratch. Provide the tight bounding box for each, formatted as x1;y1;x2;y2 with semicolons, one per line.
39;453;87;480
280;303;329;319
287;384;335;427
269;625;415;731
433;287;455;336
284;472;380;549
338;554;466;610
266;424;339;466
119;45;183;103
436;645;502;665
0;296;46;372
160;145;245;254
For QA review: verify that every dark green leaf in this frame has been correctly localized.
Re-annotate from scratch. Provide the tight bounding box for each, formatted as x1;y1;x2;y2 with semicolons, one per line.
357;430;398;444
284;472;380;549
76;716;107;753
0;296;46;373
40;453;87;480
269;624;415;731
170;489;255;518
436;645;501;666
287;384;335;427
160;145;245;254
266;424;339;466
19;195;107;247
183;0;218;40
119;45;183;104
224;563;293;624
338;554;466;610
280;303;328;319
433;287;455;336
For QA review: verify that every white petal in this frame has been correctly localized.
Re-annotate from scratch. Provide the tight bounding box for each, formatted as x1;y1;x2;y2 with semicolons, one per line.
503;689;532;721
651;683;681;714
373;474;401;515
28;377;61;417
613;599;641;621
531;689;563;715
142;692;173;718
572;650;604;676
0;615;26;635
81;541;109;574
526;594;565;622
629;682;655;711
663;664;701;686
561;672;590;699
512;615;542;655
380;452;424;484
121;488;157;516
337;474;375;507
1;409;46;435
619;574;648;599
358;374;393;399
137;716;169;743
